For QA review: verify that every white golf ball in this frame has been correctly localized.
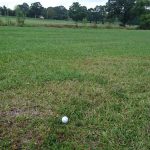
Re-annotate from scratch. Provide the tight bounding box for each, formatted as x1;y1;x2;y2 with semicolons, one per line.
62;116;69;124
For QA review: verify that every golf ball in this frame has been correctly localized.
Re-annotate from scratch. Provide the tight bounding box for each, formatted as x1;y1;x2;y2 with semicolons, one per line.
62;116;69;124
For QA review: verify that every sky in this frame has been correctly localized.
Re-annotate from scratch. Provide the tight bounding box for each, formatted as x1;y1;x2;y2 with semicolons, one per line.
0;0;107;9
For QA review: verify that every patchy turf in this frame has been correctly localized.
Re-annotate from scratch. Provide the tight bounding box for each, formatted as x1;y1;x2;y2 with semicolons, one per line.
0;27;150;149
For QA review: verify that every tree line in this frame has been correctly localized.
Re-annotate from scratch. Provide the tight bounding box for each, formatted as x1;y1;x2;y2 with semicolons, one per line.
0;0;150;29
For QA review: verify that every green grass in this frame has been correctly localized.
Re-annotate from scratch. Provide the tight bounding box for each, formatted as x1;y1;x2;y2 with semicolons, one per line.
0;16;129;29
0;16;75;25
0;26;150;149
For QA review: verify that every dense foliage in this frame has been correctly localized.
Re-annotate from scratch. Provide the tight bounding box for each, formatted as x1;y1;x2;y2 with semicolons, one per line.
69;2;87;22
0;0;150;29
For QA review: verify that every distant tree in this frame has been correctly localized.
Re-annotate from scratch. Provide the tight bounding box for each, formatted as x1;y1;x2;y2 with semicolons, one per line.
18;3;29;16
41;8;47;19
92;6;101;24
81;6;87;19
106;0;136;26
15;6;25;26
98;6;107;24
134;0;150;15
29;2;44;18
69;2;87;24
140;13;150;29
3;6;7;16
0;7;3;16
0;6;15;16
7;8;15;16
134;0;150;29
53;6;68;20
87;6;106;24
46;7;55;19
87;8;94;23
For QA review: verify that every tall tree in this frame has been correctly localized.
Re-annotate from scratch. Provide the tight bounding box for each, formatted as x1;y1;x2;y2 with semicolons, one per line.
69;2;87;23
134;0;150;29
106;0;136;25
87;6;106;24
29;2;43;18
3;6;7;16
0;7;3;16
0;6;15;16
134;0;150;15
87;8;94;23
98;6;107;24
19;3;29;16
7;8;15;16
41;8;47;19
53;6;68;20
46;7;55;19
92;6;101;24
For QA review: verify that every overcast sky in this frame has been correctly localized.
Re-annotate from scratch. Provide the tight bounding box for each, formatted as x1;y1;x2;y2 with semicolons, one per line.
0;0;107;9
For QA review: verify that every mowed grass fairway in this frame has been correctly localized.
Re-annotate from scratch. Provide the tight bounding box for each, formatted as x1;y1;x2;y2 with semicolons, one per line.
0;27;150;149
